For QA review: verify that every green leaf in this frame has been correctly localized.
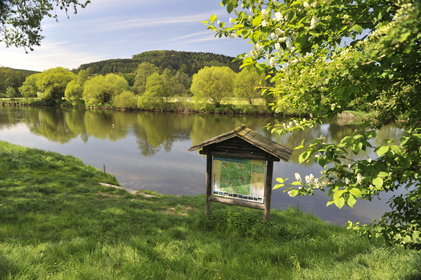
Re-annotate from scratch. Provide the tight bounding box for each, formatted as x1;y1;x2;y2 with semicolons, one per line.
227;3;234;13
334;197;345;209
351;24;363;34
276;177;288;183
352;142;363;154
399;32;411;42
376;145;389;156
391;145;403;155
209;15;217;24
273;184;285;190
299;150;311;164
326;200;335;207
377;172;388;178
347;194;357;207
349;188;362;198
372;177;384;189
289;189;299;197
253;15;262;27
291;181;302;186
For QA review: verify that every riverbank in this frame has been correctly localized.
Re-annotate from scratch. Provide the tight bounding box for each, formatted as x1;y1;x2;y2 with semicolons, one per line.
0;97;287;116
0;141;419;279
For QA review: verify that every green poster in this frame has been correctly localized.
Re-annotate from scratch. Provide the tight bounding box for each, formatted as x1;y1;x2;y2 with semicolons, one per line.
212;156;266;203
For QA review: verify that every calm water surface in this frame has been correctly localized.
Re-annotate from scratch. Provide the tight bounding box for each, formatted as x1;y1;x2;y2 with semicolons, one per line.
0;107;404;225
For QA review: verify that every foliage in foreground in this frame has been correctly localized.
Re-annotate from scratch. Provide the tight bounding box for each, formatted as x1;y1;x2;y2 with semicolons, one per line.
0;0;90;50
209;0;420;248
0;140;420;279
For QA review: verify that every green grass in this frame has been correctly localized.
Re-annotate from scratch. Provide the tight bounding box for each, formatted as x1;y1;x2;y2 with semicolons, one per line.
0;141;420;279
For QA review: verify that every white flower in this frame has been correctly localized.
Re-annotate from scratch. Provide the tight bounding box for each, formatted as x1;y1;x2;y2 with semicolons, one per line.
261;9;269;18
356;173;364;184
250;50;259;59
303;1;309;8
275;28;285;36
261;20;268;27
279;37;288;43
275;12;283;22
269;57;276;66
345;178;350;185
310;16;319;29
270;33;277;39
295;172;302;181
229;17;234;23
255;43;263;51
305;173;315;184
367;157;372;163
275;42;281;50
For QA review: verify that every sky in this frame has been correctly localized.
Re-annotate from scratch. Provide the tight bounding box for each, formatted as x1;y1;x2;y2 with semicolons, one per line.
0;0;251;71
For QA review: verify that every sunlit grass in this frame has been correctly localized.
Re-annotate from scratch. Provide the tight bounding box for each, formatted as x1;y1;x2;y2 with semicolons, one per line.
0;140;420;279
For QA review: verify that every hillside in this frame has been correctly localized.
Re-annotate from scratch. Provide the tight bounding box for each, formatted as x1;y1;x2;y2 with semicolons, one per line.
0;67;39;95
77;50;241;75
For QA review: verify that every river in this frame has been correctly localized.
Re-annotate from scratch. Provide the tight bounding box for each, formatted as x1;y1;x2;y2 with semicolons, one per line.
0;107;404;225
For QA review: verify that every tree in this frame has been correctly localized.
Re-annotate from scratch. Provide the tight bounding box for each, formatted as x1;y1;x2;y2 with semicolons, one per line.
190;66;235;106
5;86;19;98
113;90;138;109
209;0;420;248
19;74;40;98
233;68;264;104
18;67;75;103
64;80;84;106
133;62;159;94
0;67;31;93
138;73;166;108
172;70;192;96
35;67;76;103
0;0;90;50
82;74;129;106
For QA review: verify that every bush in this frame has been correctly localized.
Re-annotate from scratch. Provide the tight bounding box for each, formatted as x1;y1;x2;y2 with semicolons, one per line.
112;90;138;109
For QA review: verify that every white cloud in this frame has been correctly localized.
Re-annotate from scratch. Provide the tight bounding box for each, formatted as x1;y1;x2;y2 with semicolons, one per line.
100;10;223;31
0;41;106;71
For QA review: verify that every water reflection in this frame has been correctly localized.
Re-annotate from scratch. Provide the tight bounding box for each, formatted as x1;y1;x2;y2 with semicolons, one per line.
0;107;404;225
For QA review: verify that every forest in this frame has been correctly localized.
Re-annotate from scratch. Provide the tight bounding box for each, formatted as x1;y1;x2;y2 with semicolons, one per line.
78;50;241;76
0;67;38;98
2;50;268;112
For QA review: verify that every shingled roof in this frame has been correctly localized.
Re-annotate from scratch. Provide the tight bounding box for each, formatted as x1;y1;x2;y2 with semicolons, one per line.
188;124;293;161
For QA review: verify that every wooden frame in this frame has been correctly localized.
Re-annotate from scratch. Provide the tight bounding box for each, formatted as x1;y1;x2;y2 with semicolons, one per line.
189;125;292;221
205;154;274;220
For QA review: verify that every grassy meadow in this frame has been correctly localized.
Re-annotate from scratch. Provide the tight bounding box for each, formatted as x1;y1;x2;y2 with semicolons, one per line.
0;140;420;279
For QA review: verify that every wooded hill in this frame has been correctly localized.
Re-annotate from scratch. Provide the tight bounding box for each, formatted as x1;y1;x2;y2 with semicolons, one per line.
0;67;39;96
77;50;241;76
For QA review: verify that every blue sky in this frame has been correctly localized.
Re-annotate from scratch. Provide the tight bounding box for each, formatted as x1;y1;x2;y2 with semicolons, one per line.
0;0;251;71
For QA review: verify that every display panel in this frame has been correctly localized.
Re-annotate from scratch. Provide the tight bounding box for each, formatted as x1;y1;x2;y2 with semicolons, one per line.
212;156;266;203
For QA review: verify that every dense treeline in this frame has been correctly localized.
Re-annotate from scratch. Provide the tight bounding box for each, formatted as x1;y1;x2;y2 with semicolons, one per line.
0;67;38;98
16;59;267;111
78;50;240;76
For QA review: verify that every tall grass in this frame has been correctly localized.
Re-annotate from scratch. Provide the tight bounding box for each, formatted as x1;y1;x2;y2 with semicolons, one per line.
0;141;420;279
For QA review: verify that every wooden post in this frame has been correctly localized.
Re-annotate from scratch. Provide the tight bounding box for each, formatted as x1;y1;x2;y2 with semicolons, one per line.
205;154;213;215
264;160;274;221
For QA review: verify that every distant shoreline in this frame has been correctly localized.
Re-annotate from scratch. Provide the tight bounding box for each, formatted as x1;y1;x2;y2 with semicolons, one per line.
0;97;307;117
